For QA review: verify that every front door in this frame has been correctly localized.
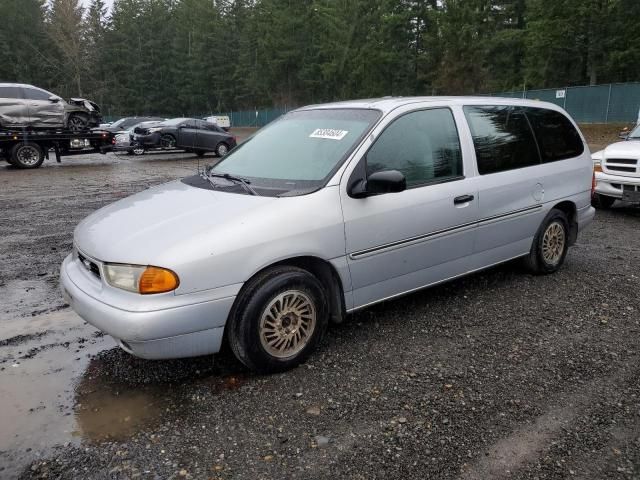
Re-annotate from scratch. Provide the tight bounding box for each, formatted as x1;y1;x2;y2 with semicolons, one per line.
177;120;199;150
341;107;479;309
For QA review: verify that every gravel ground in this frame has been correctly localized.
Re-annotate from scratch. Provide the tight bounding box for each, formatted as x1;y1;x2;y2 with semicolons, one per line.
1;132;639;479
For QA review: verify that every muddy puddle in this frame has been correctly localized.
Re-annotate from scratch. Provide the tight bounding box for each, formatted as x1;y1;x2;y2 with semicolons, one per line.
0;308;244;478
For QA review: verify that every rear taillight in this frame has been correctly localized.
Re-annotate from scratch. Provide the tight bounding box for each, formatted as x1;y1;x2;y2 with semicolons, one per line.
112;137;116;144
591;170;596;197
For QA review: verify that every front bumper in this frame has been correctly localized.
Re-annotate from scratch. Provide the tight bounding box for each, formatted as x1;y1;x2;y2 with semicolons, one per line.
132;132;162;147
60;254;237;359
113;141;134;152
595;171;640;199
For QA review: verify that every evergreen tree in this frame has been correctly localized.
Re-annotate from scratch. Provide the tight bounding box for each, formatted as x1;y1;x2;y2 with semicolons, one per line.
0;0;637;114
47;0;86;96
0;0;52;86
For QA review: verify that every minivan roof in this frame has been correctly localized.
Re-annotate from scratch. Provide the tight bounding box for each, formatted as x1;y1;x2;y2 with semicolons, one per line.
297;96;566;115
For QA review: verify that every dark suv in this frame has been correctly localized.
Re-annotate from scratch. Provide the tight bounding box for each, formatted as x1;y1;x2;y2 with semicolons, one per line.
0;83;101;132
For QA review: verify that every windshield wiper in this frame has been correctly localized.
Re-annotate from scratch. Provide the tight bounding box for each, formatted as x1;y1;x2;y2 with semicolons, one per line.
205;171;258;196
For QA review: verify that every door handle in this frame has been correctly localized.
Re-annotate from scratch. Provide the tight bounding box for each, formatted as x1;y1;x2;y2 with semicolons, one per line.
454;194;475;205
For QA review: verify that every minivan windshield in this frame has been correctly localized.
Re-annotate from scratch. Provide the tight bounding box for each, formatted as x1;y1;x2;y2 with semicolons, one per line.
211;108;380;196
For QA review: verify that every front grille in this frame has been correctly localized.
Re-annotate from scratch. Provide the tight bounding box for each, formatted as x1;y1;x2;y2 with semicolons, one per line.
607;158;637;165
77;252;101;279
604;158;639;175
607;166;636;172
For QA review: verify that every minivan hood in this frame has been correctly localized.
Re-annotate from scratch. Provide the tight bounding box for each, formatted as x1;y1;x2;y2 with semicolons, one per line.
75;179;275;264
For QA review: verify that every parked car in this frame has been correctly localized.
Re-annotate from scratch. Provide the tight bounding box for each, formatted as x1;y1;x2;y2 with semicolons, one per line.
61;97;594;373
100;116;165;134
113;120;164;155
592;124;640;208
132;117;236;156
203;115;231;130
0;83;101;132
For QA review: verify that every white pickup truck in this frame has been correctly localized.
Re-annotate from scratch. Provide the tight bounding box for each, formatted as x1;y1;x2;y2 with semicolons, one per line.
592;124;640;208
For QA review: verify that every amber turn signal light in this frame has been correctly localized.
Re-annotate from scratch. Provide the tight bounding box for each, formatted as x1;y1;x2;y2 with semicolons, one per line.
139;266;179;294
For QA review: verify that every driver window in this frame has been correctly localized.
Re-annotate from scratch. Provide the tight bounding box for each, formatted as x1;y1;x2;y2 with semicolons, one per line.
366;108;463;187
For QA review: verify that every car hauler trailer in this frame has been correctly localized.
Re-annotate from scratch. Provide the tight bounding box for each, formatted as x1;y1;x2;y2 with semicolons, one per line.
0;129;114;169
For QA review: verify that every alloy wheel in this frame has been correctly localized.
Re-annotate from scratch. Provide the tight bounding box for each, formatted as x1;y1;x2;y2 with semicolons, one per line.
542;221;565;265
259;290;317;359
16;146;40;166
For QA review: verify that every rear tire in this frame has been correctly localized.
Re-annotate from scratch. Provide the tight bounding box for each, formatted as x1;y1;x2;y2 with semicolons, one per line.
591;193;616;209
524;209;569;274
215;142;229;157
11;142;44;169
227;266;328;373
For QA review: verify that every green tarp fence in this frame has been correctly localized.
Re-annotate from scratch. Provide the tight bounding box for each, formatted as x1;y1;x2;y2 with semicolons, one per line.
104;82;640;126
488;82;640;124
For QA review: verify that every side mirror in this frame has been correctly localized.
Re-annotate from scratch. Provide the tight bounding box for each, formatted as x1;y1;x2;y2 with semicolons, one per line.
48;95;61;103
619;132;629;140
349;170;407;198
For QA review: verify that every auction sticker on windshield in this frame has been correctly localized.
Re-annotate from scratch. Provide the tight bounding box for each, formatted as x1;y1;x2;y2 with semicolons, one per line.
309;128;349;140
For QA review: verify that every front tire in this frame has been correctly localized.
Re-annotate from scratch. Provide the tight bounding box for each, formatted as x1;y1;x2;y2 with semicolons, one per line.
132;145;145;156
524;209;569;274
11;142;44;169
591;193;616;209
227;266;328;373
160;134;176;149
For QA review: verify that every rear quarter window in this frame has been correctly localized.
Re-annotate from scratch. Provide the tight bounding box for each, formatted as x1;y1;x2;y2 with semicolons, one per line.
0;86;23;99
525;108;584;162
463;105;540;175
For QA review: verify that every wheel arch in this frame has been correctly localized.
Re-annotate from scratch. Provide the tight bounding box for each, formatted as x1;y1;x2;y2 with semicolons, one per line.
551;200;578;245
232;255;347;326
65;110;88;122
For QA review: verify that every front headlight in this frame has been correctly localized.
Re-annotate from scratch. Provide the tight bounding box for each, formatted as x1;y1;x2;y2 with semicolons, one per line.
147;127;163;133
103;264;179;294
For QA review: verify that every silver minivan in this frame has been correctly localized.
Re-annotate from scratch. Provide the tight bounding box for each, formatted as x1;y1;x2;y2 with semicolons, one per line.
60;97;595;373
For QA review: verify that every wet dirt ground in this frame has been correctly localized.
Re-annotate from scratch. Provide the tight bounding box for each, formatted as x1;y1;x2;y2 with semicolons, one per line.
1;130;639;479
